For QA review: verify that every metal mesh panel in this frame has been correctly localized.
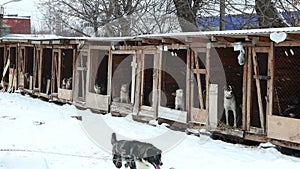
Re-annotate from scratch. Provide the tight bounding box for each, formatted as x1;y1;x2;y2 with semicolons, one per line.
274;47;300;117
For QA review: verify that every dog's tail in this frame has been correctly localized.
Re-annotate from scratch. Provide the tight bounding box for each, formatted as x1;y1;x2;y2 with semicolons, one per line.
111;132;117;145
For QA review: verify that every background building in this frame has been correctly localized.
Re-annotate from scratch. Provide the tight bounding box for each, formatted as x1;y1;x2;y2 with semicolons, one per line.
1;15;31;36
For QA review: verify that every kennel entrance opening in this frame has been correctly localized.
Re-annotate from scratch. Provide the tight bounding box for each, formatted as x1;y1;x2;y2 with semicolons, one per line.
139;50;159;118
85;48;110;112
18;46;34;90
110;51;137;115
158;49;188;123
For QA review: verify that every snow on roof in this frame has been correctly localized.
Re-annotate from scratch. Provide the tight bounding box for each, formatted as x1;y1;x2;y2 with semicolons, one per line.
3;15;31;19
2;27;300;42
1;34;64;41
139;26;300;39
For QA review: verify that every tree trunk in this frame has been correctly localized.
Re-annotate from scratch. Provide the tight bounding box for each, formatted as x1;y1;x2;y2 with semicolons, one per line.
172;0;199;32
220;0;226;30
255;0;288;28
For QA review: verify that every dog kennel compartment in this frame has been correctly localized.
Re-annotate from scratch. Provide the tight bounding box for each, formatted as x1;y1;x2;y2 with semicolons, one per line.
267;46;300;145
209;47;243;128
85;47;110;112
110;51;135;115
18;46;34;91
57;48;75;102
138;49;160;118
73;49;88;107
4;46;18;92
158;49;188;123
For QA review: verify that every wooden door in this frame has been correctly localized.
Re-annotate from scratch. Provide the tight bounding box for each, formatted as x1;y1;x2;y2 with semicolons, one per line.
74;50;88;104
139;50;159;118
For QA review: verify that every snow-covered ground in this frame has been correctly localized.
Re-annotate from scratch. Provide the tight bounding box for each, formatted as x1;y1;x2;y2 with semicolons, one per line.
0;93;300;169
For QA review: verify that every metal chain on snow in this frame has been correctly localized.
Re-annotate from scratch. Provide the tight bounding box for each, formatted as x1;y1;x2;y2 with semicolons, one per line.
0;148;112;160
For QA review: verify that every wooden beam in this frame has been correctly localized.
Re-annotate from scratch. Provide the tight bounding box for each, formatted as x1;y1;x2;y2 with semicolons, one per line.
286;33;300;41
162;38;184;44
193;69;207;74
252;48;265;133
255;47;269;53
214;36;244;43
142;38;162;45
248;35;271;43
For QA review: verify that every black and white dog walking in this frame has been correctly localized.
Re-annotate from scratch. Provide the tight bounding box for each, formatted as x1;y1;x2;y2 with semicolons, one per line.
223;85;237;127
111;133;163;169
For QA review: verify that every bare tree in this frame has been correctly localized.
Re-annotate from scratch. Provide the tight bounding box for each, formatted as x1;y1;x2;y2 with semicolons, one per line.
38;0;140;37
255;0;288;27
172;0;201;32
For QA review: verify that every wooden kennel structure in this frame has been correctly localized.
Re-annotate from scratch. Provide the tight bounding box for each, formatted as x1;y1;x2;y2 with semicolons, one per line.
2;27;300;150
0;35;78;103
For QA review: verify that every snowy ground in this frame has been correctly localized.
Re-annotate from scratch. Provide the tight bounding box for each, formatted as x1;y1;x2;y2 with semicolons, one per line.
0;93;300;169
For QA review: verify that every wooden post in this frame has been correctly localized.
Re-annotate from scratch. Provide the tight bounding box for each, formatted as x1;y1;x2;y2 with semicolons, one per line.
140;52;145;107
157;48;163;117
246;47;253;131
133;50;142;115
153;50;159;118
242;47;248;130
107;50;113;103
38;48;43;91
190;51;195;121
51;51;56;93
46;79;51;95
57;50;61;90
252;48;265;132
206;43;211;124
267;43;275;116
186;48;191;122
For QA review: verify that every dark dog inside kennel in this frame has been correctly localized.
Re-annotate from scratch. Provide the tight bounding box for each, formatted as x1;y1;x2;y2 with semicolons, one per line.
41;48;52;94
60;49;74;90
24;47;34;89
90;49;108;95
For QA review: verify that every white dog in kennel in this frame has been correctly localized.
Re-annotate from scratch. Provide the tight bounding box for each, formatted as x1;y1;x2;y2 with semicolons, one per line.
223;85;237;127
175;89;184;111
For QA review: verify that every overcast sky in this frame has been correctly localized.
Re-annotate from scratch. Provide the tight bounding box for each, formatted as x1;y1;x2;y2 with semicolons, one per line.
2;0;42;28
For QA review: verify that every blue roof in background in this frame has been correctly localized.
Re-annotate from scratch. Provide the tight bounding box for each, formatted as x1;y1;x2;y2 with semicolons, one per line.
197;11;300;30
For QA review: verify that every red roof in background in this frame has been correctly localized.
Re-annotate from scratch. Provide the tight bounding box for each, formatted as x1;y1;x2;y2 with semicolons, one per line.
3;17;31;34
